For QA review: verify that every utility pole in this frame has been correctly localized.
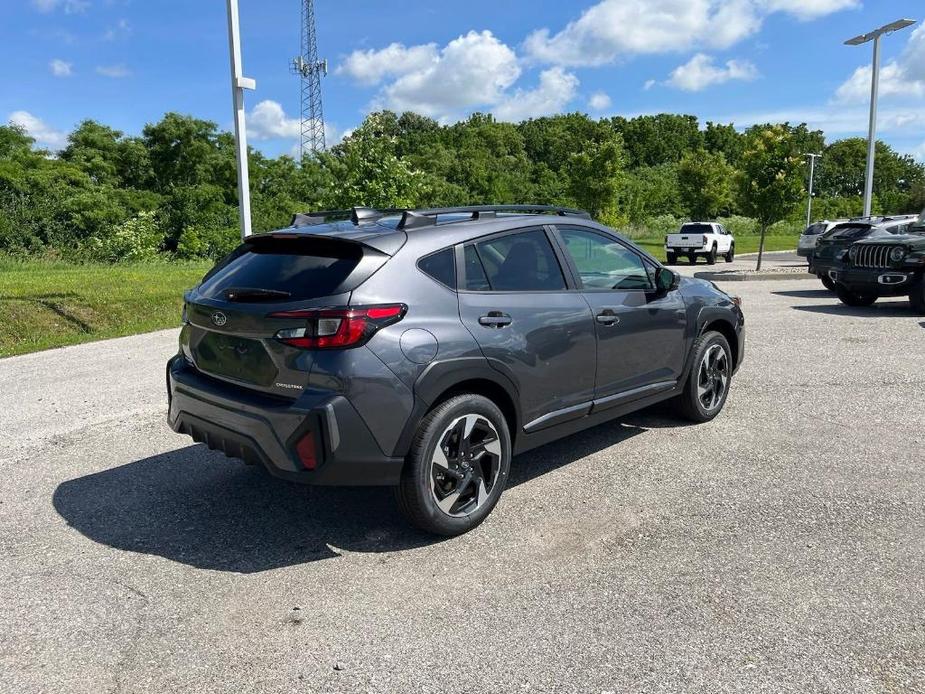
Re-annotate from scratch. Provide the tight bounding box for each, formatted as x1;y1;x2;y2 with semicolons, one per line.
291;0;327;158
804;153;821;227
844;18;916;218
226;0;256;239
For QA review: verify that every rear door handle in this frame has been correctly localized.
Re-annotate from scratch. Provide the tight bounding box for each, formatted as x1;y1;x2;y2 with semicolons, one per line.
478;311;512;328
595;308;620;326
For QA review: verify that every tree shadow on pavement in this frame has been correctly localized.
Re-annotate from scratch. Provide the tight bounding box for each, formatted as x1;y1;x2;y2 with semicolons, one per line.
53;414;655;572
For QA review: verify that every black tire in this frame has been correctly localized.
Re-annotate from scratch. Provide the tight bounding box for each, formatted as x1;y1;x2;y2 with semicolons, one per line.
820;274;836;292
707;245;717;265
395;394;511;536
688;254;696;265
725;244;735;263
673;331;733;423
835;284;877;307
910;280;925;315
666;252;676;266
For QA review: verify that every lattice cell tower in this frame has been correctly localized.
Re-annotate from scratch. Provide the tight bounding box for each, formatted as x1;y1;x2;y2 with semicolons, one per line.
290;0;327;157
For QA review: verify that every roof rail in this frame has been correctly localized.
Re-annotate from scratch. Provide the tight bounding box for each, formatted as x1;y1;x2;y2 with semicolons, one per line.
395;204;591;230
292;204;592;231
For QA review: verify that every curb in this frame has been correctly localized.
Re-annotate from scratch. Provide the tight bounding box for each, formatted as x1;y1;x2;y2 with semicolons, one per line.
694;271;816;282
735;249;798;258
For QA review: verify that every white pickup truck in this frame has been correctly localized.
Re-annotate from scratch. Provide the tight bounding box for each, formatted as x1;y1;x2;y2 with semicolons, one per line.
664;222;735;265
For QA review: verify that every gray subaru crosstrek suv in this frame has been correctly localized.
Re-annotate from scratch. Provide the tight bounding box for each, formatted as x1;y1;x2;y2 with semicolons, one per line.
167;206;745;535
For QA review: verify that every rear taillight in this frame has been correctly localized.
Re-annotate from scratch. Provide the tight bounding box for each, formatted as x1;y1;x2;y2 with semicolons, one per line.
269;304;407;349
702;235;708;244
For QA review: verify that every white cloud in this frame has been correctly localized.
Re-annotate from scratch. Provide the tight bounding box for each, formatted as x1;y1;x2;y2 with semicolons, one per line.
96;64;130;78
665;53;759;91
246;100;342;152
247;100;301;140
336;42;438;86
643;79;657;91
8;111;68;150
524;0;852;66
588;91;611;111
760;0;859;21
494;67;580;121
835;25;925;103
368;31;522;120
49;59;72;77
719;105;925;137
104;18;132;41
31;0;89;13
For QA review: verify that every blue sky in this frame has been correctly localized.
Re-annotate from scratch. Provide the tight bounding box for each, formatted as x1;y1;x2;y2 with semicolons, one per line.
2;0;924;160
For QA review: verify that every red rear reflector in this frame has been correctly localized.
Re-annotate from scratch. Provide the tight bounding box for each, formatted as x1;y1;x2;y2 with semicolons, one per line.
295;430;317;470
366;305;403;320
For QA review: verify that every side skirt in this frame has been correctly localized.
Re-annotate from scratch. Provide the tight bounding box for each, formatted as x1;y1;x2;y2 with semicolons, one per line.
512;386;681;456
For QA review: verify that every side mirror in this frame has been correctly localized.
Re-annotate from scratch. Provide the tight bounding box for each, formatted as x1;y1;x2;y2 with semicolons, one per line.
655;267;680;294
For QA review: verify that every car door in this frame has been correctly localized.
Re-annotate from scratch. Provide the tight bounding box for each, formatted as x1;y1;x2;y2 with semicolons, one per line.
456;227;597;431
553;225;687;407
716;225;732;253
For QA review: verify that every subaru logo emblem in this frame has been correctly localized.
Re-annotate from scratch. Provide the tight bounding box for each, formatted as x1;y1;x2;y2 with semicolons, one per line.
211;311;228;327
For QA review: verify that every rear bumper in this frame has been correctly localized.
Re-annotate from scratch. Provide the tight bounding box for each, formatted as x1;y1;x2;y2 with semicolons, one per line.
797;246;814;258
167;356;404;485
666;245;708;253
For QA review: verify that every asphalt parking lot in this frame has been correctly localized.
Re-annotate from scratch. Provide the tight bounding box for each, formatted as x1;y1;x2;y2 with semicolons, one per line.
2;276;924;693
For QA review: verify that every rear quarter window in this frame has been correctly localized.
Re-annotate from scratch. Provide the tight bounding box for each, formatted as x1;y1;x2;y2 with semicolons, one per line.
417;248;456;289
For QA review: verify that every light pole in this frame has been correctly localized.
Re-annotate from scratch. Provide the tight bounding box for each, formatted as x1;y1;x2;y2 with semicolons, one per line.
804;153;821;227
226;0;257;239
844;18;916;218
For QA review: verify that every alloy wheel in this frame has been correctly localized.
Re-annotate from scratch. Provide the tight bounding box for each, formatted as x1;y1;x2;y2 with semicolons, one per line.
697;343;729;411
430;414;502;517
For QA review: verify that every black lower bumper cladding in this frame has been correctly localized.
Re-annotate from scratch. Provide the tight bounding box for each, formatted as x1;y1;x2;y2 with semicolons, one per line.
167;356;404;486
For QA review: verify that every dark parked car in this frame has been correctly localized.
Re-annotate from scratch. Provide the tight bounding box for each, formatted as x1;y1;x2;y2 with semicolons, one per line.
167;205;745;535
834;209;925;312
811;216;917;291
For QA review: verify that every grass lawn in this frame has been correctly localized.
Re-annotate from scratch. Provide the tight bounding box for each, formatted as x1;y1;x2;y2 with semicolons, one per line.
634;233;799;261
0;233;800;358
0;259;211;357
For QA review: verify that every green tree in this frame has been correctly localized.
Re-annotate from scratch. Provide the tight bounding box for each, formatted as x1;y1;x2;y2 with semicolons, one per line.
321;112;427;209
565;134;626;219
703;122;744;165
612;114;703;167
142;113;224;191
677;149;735;220
738;126;805;270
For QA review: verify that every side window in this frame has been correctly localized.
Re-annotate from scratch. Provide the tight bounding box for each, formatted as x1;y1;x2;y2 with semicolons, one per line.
464;245;491;291
417;248;456;288
559;227;653;291
467;229;566;291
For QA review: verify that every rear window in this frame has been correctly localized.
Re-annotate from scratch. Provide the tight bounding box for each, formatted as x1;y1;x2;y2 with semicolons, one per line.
680;223;713;234
802;223;827;236
198;237;379;301
826;224;873;240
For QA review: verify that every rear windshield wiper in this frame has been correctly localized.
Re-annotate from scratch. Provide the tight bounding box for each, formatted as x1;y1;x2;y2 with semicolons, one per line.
223;287;292;302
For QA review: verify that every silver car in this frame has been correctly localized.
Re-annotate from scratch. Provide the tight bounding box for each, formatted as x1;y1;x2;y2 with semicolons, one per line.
798;220;846;259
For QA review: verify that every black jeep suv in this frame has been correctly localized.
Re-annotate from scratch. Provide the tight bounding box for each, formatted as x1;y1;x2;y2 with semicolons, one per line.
167;206;745;535
834;210;925;312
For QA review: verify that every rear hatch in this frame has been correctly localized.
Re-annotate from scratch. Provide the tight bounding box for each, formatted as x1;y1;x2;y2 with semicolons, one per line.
814;223;876;259
667;223;712;248
180;233;395;398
